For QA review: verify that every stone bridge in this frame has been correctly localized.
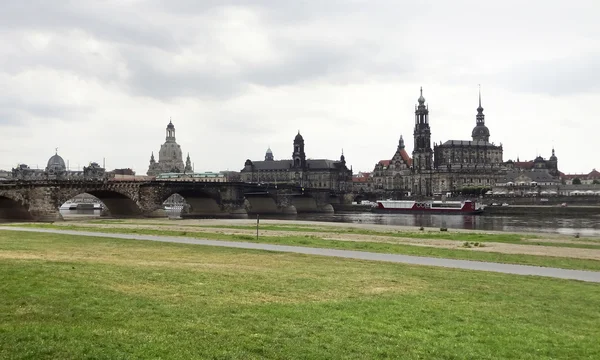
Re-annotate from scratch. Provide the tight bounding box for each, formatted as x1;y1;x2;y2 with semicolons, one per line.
0;180;352;221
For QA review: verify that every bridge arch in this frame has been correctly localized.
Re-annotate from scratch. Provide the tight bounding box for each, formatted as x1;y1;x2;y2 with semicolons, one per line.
0;194;33;221
60;189;142;217
161;188;223;217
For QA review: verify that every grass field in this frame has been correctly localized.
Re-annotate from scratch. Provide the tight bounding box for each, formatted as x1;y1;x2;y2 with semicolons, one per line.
1;230;600;359
8;222;600;271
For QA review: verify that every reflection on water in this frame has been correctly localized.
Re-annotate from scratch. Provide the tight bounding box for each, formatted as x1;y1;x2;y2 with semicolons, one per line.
290;213;600;237
59;209;600;237
60;209;104;219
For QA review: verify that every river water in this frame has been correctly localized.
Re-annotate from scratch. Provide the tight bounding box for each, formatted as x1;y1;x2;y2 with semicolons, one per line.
59;209;600;237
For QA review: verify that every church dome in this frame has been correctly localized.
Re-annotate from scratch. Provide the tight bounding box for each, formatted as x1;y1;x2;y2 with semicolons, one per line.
46;152;66;174
167;120;174;129
47;153;66;170
534;156;545;163
294;132;304;142
266;147;273;154
471;124;490;139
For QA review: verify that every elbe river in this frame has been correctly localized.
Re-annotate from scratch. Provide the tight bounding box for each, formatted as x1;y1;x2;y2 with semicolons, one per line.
60;209;600;237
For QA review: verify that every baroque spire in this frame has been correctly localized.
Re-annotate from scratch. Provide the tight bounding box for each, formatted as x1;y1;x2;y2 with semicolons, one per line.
476;84;485;125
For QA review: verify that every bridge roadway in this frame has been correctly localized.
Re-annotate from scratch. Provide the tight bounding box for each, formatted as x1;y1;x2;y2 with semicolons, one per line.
4;227;600;283
0;180;358;221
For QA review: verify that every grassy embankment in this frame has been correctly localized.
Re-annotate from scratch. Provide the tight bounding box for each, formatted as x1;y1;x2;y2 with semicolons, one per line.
5;221;600;271
1;230;599;359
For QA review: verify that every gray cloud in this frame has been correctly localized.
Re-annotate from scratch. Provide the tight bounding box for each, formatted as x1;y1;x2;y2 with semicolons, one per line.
0;1;599;174
498;53;600;96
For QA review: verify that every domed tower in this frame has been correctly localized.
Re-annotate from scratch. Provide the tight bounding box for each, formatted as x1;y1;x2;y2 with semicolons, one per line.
166;120;176;142
265;147;274;161
412;87;433;172
340;149;346;166
147;119;186;176
46;149;67;178
292;131;306;168
472;86;490;142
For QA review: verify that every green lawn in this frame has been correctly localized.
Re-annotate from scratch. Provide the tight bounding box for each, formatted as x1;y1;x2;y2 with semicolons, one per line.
1;231;599;359
84;219;600;248
6;224;600;271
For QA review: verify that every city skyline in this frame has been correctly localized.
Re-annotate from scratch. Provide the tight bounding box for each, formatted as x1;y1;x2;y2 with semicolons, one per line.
1;1;598;174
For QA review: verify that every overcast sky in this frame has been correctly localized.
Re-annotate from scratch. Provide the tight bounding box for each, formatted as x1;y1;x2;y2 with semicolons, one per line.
1;0;599;175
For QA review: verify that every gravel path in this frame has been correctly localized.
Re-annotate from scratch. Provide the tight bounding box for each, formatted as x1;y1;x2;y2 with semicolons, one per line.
4;227;600;283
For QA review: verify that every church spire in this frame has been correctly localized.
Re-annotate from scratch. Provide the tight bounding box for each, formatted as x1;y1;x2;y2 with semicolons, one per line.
185;152;192;172
398;135;405;149
476;84;484;125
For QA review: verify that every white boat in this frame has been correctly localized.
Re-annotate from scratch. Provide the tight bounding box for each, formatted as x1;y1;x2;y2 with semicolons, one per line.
372;199;483;215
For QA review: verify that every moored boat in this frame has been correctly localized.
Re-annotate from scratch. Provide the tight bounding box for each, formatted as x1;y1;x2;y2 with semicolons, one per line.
372;199;483;215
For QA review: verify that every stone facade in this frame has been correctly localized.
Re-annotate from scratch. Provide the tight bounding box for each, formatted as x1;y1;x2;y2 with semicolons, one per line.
147;120;192;176
155;172;227;182
0;180;348;221
371;88;560;197
11;151;105;180
240;132;352;191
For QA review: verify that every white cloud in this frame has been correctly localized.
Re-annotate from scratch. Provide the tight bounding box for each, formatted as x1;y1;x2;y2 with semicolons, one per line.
0;0;599;175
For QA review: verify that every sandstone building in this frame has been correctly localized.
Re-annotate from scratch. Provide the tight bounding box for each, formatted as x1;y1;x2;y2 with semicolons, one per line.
241;132;352;191
11;150;106;180
371;88;560;197
147;120;193;176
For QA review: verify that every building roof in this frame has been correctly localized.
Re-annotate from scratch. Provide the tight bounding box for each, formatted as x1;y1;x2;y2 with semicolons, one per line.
498;170;559;183
514;161;535;169
438;139;499;147
398;149;413;167
561;169;600;180
245;159;344;171
378;160;391;167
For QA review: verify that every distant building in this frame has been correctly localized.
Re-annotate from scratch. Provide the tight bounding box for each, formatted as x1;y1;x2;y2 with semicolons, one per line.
220;171;241;182
155;172;226;182
352;172;374;192
240;132;352;190
111;168;136;176
11;150;105;180
371;136;412;192
561;169;600;185
147;120;193;176
370;87;560;197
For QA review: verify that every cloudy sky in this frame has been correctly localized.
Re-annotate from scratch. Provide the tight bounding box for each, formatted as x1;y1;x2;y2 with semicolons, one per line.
1;0;599;175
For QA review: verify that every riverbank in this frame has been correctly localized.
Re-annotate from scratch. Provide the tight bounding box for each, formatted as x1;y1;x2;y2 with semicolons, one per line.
2;230;599;359
7;218;600;271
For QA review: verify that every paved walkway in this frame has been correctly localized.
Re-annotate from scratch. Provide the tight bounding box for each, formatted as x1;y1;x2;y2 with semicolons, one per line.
4;227;600;283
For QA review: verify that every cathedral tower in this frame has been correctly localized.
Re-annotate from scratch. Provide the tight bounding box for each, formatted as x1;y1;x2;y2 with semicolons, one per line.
412;87;433;172
472;86;491;142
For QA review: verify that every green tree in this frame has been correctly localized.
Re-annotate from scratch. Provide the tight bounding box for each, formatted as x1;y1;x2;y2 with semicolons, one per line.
572;178;582;185
593;179;600;185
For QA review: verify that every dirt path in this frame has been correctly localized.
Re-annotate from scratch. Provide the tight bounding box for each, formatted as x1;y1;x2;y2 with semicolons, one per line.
35;219;600;261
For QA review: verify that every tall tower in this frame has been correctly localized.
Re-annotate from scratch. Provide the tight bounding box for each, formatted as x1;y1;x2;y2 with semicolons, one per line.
184;153;192;173
548;147;559;177
292;131;306;168
166;119;176;142
472;86;490;142
412;87;433;172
